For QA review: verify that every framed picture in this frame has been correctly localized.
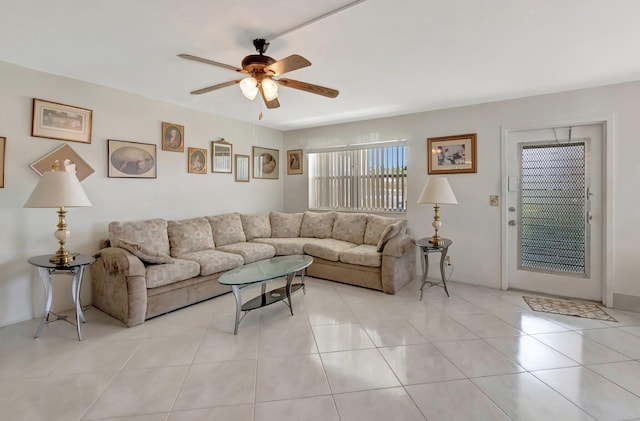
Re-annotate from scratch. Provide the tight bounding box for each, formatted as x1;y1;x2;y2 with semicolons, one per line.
31;98;93;144
427;133;477;174
108;140;157;178
0;137;5;188
287;149;303;175
188;147;207;174
30;144;94;181
161;122;184;152
211;139;232;173
252;146;279;179
234;154;250;182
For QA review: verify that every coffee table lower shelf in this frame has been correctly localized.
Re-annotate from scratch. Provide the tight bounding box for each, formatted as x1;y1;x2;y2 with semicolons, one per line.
241;283;304;312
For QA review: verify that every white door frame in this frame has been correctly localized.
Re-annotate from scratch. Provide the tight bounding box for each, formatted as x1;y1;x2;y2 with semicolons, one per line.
500;116;615;306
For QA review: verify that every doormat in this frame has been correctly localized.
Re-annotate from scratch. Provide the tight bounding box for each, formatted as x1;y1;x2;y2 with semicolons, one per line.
523;296;617;322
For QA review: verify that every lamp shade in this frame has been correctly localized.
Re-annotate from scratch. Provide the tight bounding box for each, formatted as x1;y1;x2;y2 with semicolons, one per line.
239;77;259;100
24;170;91;208
261;78;278;101
417;177;458;205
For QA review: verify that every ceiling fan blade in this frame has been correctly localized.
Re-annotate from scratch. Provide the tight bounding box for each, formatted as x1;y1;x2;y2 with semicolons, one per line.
178;54;244;73
258;84;280;109
263;54;311;76
277;78;339;98
190;80;240;95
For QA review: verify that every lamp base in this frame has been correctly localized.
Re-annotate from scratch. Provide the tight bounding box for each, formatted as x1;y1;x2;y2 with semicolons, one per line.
49;250;75;266
429;236;445;247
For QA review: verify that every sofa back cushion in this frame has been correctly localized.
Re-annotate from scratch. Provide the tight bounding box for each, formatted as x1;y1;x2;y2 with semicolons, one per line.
270;212;303;238
363;214;406;246
167;217;215;257
332;212;367;244
109;218;170;255
207;212;247;246
300;211;336;239
240;213;271;241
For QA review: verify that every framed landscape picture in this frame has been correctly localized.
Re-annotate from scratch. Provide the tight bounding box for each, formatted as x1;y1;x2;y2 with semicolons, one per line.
235;154;250;182
108;140;157;178
252;146;279;179
211;139;232;173
188;147;207;174
30;144;94;181
0;137;5;188
287;149;303;175
161;122;184;152
31;98;93;143
427;133;477;174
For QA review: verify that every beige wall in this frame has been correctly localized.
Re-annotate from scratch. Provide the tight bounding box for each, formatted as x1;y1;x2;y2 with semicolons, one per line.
0;61;284;327
284;81;640;311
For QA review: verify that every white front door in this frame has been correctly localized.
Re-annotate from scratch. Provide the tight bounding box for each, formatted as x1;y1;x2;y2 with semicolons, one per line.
504;124;603;301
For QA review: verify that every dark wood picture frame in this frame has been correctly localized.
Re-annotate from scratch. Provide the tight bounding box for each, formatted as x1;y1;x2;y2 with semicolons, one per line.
108;139;157;178
427;133;477;174
287;149;303;175
31;98;93;143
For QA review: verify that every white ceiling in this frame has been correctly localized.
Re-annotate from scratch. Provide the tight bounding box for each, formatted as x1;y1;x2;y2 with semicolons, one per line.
2;0;640;131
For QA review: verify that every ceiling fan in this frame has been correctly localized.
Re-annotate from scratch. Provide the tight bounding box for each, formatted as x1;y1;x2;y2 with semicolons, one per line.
178;38;339;109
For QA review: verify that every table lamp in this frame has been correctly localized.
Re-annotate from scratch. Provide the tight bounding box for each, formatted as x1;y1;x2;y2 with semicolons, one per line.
417;176;458;246
24;161;92;265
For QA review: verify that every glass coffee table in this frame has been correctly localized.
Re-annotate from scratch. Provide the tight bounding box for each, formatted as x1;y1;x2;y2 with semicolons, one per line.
218;255;313;334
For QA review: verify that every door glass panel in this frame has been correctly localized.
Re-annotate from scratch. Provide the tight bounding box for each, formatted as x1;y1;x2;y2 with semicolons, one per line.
518;141;588;276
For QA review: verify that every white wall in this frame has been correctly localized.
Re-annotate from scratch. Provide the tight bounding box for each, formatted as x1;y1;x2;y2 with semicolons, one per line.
0;62;284;327
284;81;640;311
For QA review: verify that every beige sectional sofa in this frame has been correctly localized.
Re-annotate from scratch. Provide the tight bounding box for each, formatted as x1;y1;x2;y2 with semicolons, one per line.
91;211;415;327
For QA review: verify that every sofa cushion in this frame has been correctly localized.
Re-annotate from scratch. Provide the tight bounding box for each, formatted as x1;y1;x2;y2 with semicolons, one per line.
303;239;357;262
270;212;303;238
109;218;170;255
216;242;276;264
240;213;271;241
363;214;406;246
252;237;317;255
178;249;244;276
112;239;174;265
167;217;215;257
339;244;382;268
300;211;336;239
145;258;201;288
207;213;246;246
332;212;367;244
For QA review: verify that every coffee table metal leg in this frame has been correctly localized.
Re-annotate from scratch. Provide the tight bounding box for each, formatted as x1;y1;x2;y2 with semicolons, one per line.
231;285;242;335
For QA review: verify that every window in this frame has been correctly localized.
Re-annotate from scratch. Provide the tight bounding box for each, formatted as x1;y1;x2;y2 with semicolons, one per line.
308;141;407;213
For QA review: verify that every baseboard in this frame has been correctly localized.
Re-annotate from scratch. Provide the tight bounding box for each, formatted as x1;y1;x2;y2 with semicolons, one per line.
612;293;640;313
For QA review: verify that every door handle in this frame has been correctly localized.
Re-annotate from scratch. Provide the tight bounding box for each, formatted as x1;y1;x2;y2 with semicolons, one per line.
508;220;517;226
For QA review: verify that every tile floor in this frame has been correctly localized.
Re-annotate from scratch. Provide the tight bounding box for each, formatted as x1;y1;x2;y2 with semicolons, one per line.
1;277;640;420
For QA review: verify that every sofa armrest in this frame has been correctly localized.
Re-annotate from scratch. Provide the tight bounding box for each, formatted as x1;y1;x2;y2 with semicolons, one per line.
90;247;148;327
382;233;415;257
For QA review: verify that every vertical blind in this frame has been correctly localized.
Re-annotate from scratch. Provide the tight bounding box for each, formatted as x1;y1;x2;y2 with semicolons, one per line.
308;142;407;212
519;141;588;276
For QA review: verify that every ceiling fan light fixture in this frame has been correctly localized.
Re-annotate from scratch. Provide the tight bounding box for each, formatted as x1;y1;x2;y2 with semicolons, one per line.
239;77;258;100
262;77;279;101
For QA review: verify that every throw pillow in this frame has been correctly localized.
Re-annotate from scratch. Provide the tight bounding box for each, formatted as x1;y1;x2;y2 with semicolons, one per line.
376;221;402;252
299;211;336;239
113;239;174;264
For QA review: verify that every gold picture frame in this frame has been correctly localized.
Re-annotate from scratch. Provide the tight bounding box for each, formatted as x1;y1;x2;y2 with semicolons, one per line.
161;122;184;152
30;144;95;181
211;139;232;173
287;149;303;175
252;146;279;179
427;133;477;174
234;154;250;182
0;137;5;188
188;147;207;174
31;98;93;143
108;139;157;178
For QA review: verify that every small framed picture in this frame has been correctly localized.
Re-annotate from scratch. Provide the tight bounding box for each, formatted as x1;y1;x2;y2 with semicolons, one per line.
211;139;232;173
287;149;303;175
108;140;157;178
427;133;477;174
30;144;95;181
161;122;184;152
253;146;279;179
235;154;250;182
188;147;207;174
0;137;5;188
31;98;93;143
